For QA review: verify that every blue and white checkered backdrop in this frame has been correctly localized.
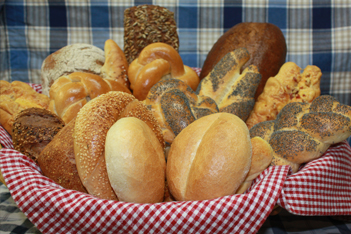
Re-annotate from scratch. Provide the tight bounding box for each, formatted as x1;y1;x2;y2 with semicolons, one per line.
0;0;350;107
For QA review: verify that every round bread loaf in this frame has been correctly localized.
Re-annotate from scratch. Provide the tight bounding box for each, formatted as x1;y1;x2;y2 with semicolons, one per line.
37;118;87;193
74;91;164;200
41;43;105;96
166;112;252;201
12;108;65;162
200;22;287;99
105;117;166;203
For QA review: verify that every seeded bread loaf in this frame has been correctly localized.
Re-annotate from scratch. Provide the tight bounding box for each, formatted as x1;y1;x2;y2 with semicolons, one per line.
200;22;287;99
124;5;179;64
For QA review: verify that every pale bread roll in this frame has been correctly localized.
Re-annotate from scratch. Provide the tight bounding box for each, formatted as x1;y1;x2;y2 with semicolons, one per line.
105;117;166;203
166;112;252;201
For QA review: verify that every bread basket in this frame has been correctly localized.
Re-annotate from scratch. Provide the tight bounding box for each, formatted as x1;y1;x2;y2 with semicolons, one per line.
0;83;350;234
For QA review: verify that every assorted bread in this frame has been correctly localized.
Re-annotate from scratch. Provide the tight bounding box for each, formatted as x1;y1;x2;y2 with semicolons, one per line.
2;10;351;206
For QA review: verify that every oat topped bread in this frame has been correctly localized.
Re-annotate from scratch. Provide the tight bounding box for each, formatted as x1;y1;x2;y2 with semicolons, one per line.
124;4;179;64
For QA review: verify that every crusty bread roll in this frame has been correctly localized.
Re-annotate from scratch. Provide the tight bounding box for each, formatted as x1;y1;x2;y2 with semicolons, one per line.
74;91;164;200
128;42;200;100
37;118;87;193
200;22;287;99
197;48;261;121
12;108;65;162
41;39;129;96
166;112;252;201
48;72;131;124
0;80;50;136
124;5;179;64
249;95;351;173
105;117;166;203
246;62;321;129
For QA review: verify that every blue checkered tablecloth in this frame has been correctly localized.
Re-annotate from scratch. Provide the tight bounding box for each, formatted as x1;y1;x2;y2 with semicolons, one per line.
0;0;350;106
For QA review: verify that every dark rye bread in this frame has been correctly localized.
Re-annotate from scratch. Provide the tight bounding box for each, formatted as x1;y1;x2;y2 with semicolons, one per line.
12;108;65;162
37;119;88;193
200;22;287;99
124;5;179;64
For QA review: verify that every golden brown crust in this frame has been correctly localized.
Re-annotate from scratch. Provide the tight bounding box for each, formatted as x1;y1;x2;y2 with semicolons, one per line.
166;113;252;201
74;91;164;200
200;22;287;98
128;43;200;101
249;95;351;173
246;62;321;129
197;48;261;121
49;72;131;124
37;119;87;193
0;80;50;136
12;108;65;162
124;5;179;64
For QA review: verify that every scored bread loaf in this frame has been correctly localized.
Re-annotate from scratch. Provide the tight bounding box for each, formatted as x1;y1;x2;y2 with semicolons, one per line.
74;91;164;200
246;62;321;129
124;5;179;64
196;48;261;121
166;112;252;201
249;95;351;173
200;22;287;99
48;72;131;124
128;43;200;100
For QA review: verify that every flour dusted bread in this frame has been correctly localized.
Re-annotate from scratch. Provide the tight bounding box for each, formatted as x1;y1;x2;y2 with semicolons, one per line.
41;39;129;96
74;91;164;200
41;43;105;95
166;113;252;201
105;117;166;203
200;22;287;99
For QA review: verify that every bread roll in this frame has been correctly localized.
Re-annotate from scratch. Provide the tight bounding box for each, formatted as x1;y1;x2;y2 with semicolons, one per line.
12;108;65;162
105;117;166;203
74;91;164;200
41;43;105;95
166;113;252;201
37;118;87;193
0;80;50;136
200;22;287;99
124;5;179;64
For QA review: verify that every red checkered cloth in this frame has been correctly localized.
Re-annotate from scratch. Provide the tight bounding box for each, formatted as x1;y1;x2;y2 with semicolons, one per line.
1;80;350;233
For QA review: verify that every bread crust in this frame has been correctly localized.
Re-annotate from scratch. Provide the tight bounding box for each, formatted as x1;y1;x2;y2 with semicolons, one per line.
74;91;164;200
105;117;166;203
200;22;287;99
166;113;252;201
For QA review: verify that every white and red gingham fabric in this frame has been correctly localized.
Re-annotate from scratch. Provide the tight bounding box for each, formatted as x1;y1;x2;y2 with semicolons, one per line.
0;80;350;233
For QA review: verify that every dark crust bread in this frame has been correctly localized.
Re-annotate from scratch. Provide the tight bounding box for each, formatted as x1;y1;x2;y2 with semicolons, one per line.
200;22;287;99
37;119;88;193
124;5;179;64
12;108;65;162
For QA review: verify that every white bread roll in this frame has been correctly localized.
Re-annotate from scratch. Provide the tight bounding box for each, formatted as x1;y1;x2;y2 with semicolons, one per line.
166;112;252;201
105;117;166;203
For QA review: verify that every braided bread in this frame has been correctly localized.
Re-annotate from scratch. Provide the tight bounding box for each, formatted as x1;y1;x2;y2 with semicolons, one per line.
128;43;200;101
143;78;218;145
48;72;131;124
250;95;351;172
196;47;261;121
246;62;321;129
